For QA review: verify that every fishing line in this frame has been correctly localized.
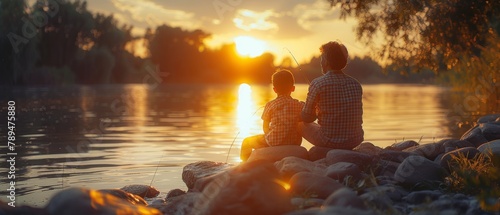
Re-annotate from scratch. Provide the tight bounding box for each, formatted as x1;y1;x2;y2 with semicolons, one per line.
283;47;311;84
146;153;164;197
225;106;264;163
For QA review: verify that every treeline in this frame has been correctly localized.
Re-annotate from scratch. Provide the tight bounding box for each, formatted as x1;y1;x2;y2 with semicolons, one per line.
0;0;433;86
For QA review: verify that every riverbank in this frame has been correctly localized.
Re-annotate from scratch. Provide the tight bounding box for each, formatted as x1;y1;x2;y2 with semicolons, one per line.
2;114;499;215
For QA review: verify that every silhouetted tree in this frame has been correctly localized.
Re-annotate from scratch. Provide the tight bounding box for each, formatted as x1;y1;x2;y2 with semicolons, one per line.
0;0;39;85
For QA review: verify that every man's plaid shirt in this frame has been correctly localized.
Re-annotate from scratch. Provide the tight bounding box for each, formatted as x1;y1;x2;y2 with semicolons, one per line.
262;95;304;146
302;71;364;146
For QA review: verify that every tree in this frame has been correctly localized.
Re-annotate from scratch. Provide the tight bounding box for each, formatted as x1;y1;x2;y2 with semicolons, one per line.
0;0;39;85
327;0;500;72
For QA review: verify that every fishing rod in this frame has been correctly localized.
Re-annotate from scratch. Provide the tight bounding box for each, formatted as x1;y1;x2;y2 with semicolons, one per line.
225;106;264;163
283;47;311;85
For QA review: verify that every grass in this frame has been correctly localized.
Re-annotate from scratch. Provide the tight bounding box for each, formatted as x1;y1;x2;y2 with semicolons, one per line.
444;150;500;212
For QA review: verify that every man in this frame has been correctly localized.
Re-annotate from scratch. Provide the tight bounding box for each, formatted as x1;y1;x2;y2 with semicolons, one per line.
301;41;364;149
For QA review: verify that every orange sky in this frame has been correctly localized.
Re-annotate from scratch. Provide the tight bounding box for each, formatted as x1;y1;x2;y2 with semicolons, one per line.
36;0;371;64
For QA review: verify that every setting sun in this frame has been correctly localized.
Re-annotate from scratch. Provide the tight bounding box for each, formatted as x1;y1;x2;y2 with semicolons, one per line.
234;36;267;57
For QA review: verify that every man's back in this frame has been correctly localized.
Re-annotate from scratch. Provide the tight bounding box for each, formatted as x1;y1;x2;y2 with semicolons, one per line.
305;71;364;145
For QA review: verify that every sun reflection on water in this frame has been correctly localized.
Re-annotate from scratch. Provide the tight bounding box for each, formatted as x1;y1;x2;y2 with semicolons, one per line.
236;83;257;138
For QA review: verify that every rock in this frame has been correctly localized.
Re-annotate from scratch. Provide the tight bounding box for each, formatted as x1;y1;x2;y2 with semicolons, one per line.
182;161;232;190
439;147;480;170
150;192;200;215
442;139;475;152
289;172;344;199
353;142;383;156
196;160;293;215
247;145;309;162
324;187;367;209
291;197;324;209
477;114;500;123
378;150;415;163
359;190;393;211
0;201;49;215
365;184;409;202
386;140;419;151
45;187;161;215
428;199;470;213
403;142;445;160
165;189;186;200
403;190;443;204
120;184;160;198
286;206;377;215
325;162;362;182
394;155;446;187
374;159;400;177
461;125;489;147
477;139;500;157
325;149;375;167
274;156;327;180
480;122;500;141
98;189;148;205
308;146;334;161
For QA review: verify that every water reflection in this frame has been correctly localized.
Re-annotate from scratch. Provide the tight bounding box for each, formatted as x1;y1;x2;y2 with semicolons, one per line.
0;83;489;207
236;83;257;138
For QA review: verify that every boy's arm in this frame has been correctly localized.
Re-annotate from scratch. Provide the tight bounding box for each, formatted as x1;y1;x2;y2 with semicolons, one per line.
263;119;270;134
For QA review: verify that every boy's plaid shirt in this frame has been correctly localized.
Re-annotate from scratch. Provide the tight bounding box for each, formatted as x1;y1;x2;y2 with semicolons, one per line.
302;71;364;145
262;95;304;146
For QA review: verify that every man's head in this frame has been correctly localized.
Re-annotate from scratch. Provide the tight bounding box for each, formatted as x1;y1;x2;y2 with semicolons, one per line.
320;41;349;73
272;69;295;95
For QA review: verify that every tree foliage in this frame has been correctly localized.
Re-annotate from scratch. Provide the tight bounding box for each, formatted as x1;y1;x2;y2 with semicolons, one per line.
328;0;500;72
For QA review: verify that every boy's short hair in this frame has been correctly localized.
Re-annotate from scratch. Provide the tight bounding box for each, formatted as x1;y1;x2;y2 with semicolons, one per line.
320;41;349;70
272;69;295;94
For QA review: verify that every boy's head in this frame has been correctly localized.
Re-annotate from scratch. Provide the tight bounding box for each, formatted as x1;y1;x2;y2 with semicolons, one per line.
272;69;295;95
320;41;348;73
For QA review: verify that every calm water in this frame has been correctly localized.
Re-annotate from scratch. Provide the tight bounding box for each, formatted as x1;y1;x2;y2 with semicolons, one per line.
0;83;482;206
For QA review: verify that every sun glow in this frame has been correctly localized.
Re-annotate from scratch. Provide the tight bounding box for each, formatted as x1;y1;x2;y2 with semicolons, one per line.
234;36;267;57
236;83;255;138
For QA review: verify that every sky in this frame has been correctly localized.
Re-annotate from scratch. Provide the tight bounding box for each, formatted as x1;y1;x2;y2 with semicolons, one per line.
71;0;370;63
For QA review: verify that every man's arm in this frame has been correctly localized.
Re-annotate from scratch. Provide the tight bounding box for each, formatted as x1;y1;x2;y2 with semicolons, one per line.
301;84;319;123
263;119;270;134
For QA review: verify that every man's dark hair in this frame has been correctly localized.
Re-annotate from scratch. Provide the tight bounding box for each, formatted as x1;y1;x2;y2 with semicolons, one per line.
320;41;348;70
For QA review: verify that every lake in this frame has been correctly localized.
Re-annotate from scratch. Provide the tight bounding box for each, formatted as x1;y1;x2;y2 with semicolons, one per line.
0;83;488;206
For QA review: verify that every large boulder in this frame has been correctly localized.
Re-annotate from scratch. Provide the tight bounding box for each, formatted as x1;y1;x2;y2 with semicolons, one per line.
477;139;500;157
119;185;160;198
480;122;500;141
460;125;489;147
352;142;383;156
439;147;480;170
195;160;293;215
247;145;309;162
385;140;419;151
289;172;344;199
324;187;367;209
394;156;446;187
477;114;500;123
325;149;375;167
98;189;147;205
403;142;445;160
274;156;327;180
378;150;415;163
441;139;475;152
374;159;401;177
45;188;161;215
308;146;334;161
150;192;200;215
182;161;232;190
325;162;362;182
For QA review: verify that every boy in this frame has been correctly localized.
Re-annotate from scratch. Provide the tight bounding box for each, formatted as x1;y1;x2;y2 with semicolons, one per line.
240;69;304;161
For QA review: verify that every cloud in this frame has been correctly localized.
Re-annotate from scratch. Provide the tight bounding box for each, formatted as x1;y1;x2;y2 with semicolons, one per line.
110;0;197;29
233;9;278;31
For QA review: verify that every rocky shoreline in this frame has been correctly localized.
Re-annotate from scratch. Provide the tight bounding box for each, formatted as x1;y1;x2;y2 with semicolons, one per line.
2;114;500;215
